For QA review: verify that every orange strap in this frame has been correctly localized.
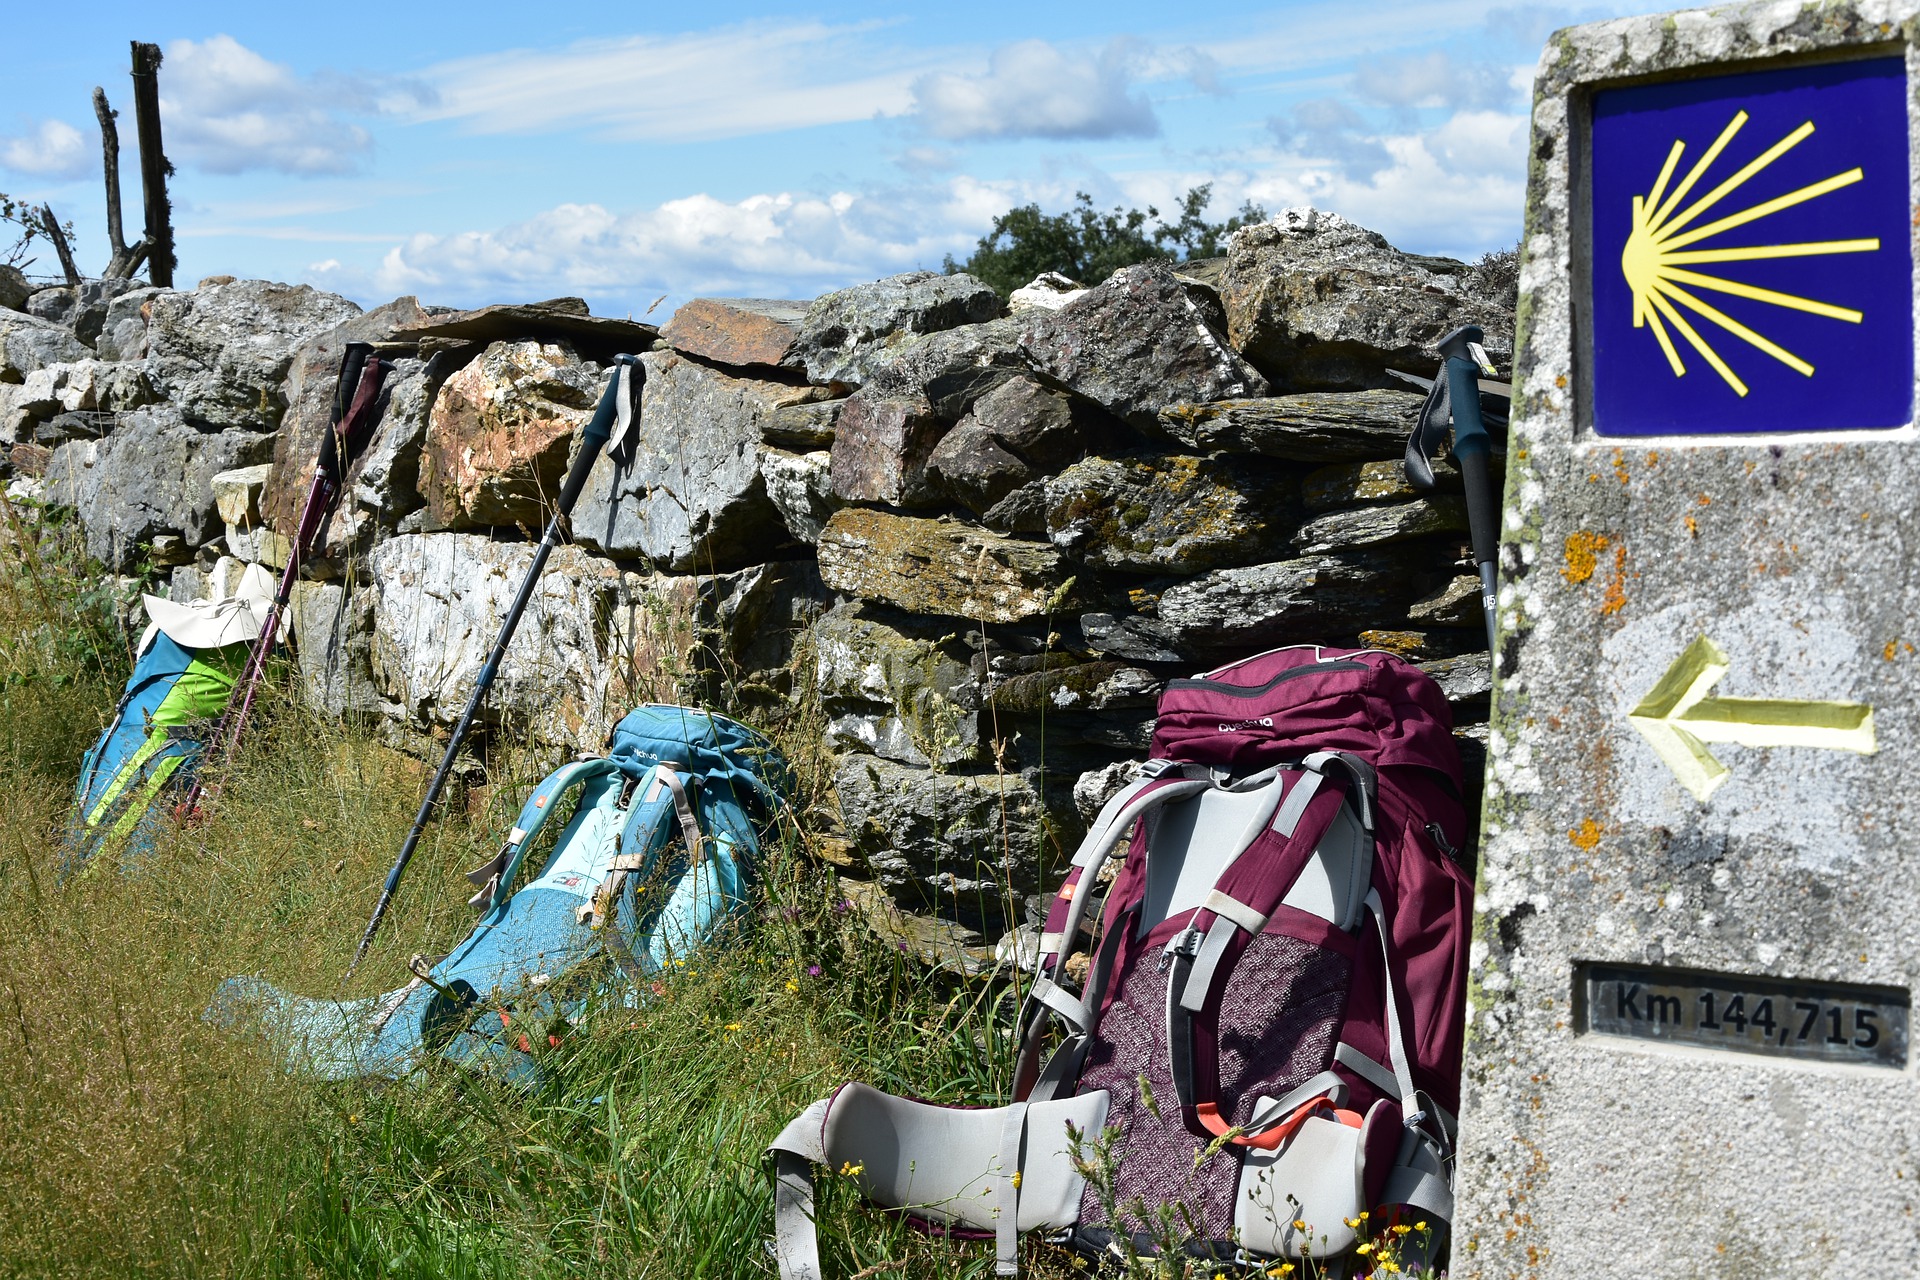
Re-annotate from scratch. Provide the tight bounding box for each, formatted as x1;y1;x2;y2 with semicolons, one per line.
1194;1094;1363;1151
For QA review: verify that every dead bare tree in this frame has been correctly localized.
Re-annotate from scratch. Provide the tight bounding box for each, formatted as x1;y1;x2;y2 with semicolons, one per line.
92;87;149;280
38;204;80;286
129;41;174;288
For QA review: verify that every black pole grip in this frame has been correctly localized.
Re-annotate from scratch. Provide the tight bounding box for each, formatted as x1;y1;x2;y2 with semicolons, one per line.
1445;353;1500;650
317;342;373;484
554;355;638;518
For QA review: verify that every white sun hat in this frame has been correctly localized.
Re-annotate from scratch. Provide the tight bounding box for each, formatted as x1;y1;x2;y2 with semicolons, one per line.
138;563;278;651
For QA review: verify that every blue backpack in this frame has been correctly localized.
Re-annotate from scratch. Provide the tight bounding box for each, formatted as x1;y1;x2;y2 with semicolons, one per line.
216;705;791;1083
70;570;275;871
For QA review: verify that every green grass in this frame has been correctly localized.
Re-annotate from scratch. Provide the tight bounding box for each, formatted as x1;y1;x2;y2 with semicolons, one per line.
0;505;1086;1280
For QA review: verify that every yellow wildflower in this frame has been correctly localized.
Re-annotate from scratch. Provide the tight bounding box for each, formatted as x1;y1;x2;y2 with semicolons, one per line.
1292;1220;1308;1231
1358;1211;1369;1221
725;1023;741;1032
838;1161;864;1177
1415;1221;1428;1231
1391;1224;1411;1236
1355;1243;1374;1256
1011;1172;1022;1189
785;978;799;993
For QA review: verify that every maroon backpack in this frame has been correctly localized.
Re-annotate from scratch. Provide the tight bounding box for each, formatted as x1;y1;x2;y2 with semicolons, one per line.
769;645;1474;1277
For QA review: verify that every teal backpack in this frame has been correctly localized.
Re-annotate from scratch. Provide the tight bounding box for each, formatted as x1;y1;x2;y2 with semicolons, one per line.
215;705;791;1084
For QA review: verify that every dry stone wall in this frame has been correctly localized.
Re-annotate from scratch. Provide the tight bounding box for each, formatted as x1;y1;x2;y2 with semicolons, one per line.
2;207;1511;963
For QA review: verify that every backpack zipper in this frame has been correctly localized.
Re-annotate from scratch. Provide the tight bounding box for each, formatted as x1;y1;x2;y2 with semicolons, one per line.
1165;660;1367;699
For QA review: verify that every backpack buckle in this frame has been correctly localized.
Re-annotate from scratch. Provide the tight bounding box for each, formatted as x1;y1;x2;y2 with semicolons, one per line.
1158;926;1203;972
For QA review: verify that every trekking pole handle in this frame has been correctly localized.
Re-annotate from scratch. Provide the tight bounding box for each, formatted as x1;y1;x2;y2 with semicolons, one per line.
1440;331;1500;652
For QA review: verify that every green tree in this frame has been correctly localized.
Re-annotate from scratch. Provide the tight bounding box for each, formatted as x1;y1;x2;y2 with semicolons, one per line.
944;183;1268;297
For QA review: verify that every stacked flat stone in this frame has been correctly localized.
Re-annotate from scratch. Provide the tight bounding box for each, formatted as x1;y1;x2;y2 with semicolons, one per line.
0;208;1512;965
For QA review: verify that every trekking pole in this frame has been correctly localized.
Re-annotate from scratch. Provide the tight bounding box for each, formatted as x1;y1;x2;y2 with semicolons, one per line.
1403;323;1502;652
179;342;390;817
347;354;642;980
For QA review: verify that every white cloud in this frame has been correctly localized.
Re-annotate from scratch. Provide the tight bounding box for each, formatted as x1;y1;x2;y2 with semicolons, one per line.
415;21;937;142
1246;128;1528;257
1351;50;1516;111
1422;109;1529;177
367;178;1025;309
161;34;422;175
912;40;1159;141
1268;99;1392;181
1;119;92;179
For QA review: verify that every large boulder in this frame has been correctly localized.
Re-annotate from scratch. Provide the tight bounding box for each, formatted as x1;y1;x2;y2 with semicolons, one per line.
834;754;1052;918
828;391;946;507
816;508;1070;623
0;265;28;312
144;279;362;428
572;349;800;571
1159;389;1423;461
1043;453;1297;573
367;534;629;747
855;316;1027;406
1153;551;1417;659
927;374;1114;513
0;311;91;381
419;340;599;530
392;296;658;364
259;296;435;537
27;278;147;348
812;600;981;768
94;287;169;361
1290;496;1467;554
344;356;438;543
290;579;387;719
926;417;1032;513
659;298;807;369
759;448;838;543
42;406;274;570
787;271;1004;386
1220;208;1515;390
14;360;156;417
1019;261;1268;430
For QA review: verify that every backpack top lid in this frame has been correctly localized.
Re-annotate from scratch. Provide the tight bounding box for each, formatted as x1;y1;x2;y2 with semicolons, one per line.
604;704;792;819
1149;644;1463;788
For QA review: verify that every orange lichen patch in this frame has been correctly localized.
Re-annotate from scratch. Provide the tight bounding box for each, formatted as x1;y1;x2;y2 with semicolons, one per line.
1555;374;1568;388
1684;515;1699;538
1697;493;1712;506
1612;450;1630;484
1569;819;1603;851
1885;640;1915;661
1645;451;1659;468
1561;531;1610;584
1600;545;1629;616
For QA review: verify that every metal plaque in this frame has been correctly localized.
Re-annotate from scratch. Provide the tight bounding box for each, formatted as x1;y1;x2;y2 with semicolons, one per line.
1578;962;1909;1069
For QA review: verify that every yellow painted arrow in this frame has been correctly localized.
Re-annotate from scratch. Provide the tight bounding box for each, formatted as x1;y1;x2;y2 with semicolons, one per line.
1628;635;1876;802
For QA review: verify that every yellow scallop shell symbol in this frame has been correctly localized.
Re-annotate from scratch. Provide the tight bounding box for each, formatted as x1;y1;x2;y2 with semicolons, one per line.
1620;109;1880;396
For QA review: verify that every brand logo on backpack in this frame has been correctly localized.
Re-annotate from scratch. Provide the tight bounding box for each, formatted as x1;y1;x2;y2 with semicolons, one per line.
1217;717;1275;732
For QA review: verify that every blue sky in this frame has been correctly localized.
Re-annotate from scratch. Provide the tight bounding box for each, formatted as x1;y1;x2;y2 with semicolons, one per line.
1;0;1652;319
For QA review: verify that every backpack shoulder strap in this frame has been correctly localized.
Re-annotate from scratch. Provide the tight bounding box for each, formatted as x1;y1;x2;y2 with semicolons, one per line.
464;757;622;914
1012;764;1213;1101
1162;754;1372;1131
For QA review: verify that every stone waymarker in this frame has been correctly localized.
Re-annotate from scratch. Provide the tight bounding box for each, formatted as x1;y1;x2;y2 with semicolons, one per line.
1457;5;1919;1275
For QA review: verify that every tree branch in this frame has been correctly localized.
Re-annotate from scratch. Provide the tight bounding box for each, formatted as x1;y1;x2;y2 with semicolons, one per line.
39;204;80;287
93;86;138;278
